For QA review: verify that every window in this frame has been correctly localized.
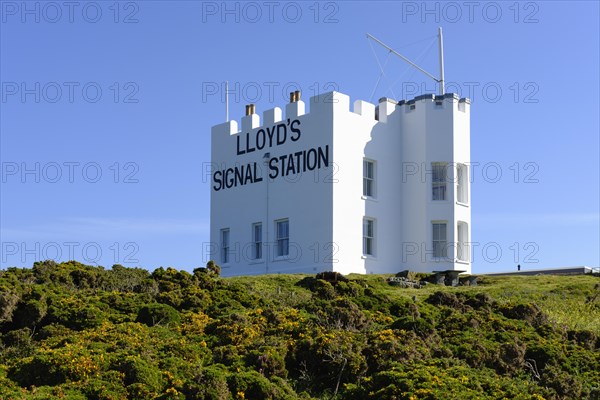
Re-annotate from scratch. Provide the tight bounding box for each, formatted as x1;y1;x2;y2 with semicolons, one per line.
276;219;289;257
220;229;230;264
457;163;468;204
432;163;447;201
363;218;375;256
252;223;262;260
363;159;375;197
457;222;469;261
432;222;447;258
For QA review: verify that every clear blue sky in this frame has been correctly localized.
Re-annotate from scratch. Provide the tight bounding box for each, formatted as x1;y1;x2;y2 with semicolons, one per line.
1;1;598;273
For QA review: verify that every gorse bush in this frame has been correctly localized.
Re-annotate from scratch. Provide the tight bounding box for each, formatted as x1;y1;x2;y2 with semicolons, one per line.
136;303;181;327
0;260;598;399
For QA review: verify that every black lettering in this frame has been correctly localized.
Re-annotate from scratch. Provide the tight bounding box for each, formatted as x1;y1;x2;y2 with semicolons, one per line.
294;151;303;172
290;119;301;141
225;168;234;188
212;170;222;191
236;135;246;155
318;145;329;168
235;166;244;187
245;132;256;153
306;148;317;170
286;153;296;176
302;150;307;172
269;157;279;179
256;129;266;150
266;126;276;147
244;164;254;184
276;123;287;146
278;155;287;175
253;162;263;182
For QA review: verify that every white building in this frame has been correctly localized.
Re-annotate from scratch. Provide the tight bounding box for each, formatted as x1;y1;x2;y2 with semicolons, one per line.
209;90;471;276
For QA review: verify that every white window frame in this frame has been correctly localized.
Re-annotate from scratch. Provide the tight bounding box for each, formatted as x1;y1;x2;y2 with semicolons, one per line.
363;159;376;198
432;162;448;201
220;228;230;264
432;222;447;259
363;218;375;256
457;163;468;204
252;223;262;260
275;219;289;258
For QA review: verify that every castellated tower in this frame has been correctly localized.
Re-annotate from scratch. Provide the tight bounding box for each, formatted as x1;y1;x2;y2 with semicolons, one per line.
209;91;471;276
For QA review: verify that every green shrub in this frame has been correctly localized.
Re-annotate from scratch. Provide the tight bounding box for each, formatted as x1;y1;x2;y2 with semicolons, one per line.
246;347;288;378
499;302;549;327
47;296;107;330
136;303;181;327
82;377;129;400
315;271;348;283
541;364;584;399
1;327;35;358
0;288;20;324
115;356;164;393
184;365;230;400
426;291;463;309
314;280;336;300
206;261;221;276
11;298;48;328
228;370;294;400
9;353;68;386
567;329;598;350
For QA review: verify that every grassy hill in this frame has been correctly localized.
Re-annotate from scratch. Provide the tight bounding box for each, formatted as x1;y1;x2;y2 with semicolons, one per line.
0;261;598;399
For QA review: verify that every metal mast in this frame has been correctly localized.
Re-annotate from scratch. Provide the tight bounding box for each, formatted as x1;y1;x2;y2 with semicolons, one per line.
438;27;445;95
225;81;229;122
367;28;446;95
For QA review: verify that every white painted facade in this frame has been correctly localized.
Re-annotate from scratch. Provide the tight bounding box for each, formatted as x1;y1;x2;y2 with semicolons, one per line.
209;91;471;276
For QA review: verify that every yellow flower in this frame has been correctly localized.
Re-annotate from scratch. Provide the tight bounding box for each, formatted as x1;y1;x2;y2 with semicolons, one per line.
165;387;180;395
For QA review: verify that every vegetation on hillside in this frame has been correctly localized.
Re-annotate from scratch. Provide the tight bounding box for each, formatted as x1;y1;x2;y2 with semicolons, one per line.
0;260;598;399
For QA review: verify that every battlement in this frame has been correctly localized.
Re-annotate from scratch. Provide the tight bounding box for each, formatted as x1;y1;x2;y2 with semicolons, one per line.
212;91;470;136
376;92;470;122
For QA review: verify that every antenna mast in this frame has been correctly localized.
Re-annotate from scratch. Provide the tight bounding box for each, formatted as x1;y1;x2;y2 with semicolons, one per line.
438;27;445;95
225;81;229;122
367;28;446;96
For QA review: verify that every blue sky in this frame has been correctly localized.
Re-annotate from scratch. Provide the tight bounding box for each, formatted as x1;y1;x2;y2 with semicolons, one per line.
1;1;598;273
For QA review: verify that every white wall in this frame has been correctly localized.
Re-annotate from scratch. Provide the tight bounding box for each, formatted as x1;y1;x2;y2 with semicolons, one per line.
210;99;335;276
330;93;377;274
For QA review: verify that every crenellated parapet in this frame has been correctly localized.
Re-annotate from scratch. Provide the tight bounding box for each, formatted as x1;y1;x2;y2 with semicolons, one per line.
212;91;471;137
